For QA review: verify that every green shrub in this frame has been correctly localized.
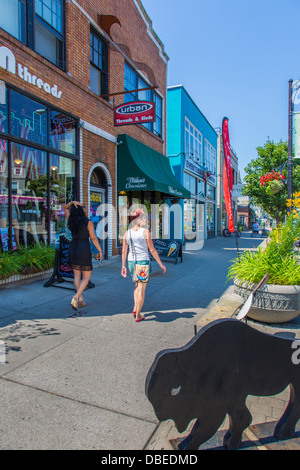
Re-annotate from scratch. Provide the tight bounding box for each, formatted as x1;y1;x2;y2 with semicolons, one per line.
0;244;55;279
0;251;24;279
228;213;300;286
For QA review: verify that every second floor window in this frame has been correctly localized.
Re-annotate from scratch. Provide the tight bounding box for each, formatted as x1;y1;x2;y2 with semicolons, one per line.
90;29;108;97
124;63;163;138
204;139;216;174
185;119;203;164
0;0;65;69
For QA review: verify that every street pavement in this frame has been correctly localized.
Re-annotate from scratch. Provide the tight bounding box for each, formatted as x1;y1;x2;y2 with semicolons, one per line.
0;232;297;450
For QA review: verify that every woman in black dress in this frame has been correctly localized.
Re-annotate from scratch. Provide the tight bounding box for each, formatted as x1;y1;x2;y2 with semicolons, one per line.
64;201;102;310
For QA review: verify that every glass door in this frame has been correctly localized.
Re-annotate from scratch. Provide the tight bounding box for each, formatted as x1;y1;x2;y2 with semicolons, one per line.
89;187;106;259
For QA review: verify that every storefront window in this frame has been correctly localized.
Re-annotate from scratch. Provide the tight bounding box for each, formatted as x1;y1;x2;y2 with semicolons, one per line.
10;91;48;146
0;140;10;250
118;193;128;241
184;198;196;242
0;84;79;251
50;110;77;154
197;179;205;198
207;202;215;236
49;154;76;244
183;172;196;195
11;143;47;247
0;82;8;134
207;184;215;200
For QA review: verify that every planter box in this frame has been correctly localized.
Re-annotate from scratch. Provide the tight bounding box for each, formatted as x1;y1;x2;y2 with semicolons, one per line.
234;278;300;323
0;269;53;288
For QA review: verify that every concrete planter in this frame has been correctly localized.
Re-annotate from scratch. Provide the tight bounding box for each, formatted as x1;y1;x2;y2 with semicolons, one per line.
0;269;52;288
234;278;300;323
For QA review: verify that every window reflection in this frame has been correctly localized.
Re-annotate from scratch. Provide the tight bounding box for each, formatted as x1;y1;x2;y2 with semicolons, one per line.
0;86;79;250
49;154;76;244
10;91;47;146
50;110;77;154
0;140;11;250
0;81;8;134
11;143;47;247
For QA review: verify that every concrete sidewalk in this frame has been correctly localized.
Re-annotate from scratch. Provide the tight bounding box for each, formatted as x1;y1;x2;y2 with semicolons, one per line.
0;233;299;450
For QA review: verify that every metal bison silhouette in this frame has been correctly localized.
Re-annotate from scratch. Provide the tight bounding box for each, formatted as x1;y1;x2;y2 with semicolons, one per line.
145;319;300;450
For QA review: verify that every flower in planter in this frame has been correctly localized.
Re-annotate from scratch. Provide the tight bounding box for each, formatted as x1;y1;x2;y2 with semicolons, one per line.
266;179;285;195
260;170;285;195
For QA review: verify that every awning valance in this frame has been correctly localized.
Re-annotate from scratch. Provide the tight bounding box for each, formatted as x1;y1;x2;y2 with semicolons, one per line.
117;134;190;199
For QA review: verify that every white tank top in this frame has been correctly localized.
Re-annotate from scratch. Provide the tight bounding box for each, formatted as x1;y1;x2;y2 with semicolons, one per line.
126;228;150;261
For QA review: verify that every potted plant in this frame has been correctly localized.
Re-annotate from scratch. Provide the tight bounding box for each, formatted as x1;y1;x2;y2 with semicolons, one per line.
228;213;300;323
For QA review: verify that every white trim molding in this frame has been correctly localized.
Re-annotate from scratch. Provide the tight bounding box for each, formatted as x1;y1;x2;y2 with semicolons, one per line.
87;162;113;259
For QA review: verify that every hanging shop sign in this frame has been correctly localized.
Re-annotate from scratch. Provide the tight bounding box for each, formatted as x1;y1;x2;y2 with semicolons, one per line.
0;45;62;99
114;101;155;126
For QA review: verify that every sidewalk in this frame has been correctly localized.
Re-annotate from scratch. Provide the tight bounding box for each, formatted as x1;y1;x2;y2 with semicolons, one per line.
0;233;299;450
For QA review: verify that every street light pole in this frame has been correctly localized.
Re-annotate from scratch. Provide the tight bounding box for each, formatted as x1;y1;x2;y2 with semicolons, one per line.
288;79;293;201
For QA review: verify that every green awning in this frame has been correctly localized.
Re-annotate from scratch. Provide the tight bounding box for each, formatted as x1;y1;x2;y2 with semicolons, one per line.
117;134;190;198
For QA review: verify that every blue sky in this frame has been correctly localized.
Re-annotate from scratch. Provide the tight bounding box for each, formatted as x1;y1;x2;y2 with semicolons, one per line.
141;0;300;179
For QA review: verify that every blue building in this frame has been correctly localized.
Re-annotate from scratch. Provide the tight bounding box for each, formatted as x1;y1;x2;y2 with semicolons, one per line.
167;85;218;242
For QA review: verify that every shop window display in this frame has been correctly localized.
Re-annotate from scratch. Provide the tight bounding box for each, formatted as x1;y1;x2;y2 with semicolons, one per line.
11;143;47;247
49;154;76;245
0;140;11;250
0;84;78;251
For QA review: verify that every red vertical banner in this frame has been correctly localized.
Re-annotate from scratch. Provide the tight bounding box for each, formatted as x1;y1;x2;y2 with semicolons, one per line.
222;117;234;232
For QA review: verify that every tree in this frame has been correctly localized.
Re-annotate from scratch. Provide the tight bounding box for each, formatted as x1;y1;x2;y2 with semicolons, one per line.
242;139;300;224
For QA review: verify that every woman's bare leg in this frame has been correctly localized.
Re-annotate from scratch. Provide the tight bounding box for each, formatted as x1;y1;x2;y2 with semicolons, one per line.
135;282;147;320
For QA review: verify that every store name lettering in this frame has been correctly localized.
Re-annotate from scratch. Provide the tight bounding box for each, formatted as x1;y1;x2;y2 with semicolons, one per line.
168;186;183;196
0;45;62;99
125;177;147;190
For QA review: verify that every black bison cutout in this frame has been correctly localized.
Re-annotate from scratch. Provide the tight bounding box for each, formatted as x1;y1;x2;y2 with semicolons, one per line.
145;319;300;450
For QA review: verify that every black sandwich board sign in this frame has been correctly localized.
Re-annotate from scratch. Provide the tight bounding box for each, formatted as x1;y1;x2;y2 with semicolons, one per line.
44;235;95;290
152;239;182;264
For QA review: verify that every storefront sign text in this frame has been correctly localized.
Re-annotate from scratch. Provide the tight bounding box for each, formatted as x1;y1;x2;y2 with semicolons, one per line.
125;177;147;190
184;155;204;178
114;101;155;126
0;45;62;99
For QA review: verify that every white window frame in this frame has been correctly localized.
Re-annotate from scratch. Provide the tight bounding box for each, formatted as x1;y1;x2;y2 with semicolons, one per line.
184;118;202;164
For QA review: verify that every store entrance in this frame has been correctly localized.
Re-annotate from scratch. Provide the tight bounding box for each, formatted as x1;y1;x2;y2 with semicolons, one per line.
89;167;107;259
89;187;106;259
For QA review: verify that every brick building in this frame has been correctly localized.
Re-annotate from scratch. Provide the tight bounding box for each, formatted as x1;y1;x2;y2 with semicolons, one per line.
0;0;186;258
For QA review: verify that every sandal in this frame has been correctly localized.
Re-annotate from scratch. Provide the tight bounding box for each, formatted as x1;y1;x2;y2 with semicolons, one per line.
78;297;86;308
135;316;145;323
132;311;136;316
71;296;78;311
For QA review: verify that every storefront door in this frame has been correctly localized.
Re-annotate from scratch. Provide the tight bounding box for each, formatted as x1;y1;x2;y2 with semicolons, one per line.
197;201;205;241
89;187;106;259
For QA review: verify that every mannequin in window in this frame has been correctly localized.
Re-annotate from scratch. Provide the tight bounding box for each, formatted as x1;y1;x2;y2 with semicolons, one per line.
21;182;40;247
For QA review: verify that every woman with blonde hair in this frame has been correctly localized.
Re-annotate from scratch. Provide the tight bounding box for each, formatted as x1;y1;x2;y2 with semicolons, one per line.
121;208;166;322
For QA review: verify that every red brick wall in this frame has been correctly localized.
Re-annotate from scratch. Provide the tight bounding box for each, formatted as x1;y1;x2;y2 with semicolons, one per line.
0;0;167;256
0;0;167;150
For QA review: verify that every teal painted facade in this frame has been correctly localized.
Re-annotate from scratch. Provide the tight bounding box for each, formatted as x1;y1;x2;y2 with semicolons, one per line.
167;85;218;242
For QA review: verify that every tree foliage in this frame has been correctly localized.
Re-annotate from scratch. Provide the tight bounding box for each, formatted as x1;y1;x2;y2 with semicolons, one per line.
242;139;300;223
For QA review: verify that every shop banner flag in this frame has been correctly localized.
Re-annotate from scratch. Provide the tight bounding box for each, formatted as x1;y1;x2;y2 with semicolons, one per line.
222;117;234;232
